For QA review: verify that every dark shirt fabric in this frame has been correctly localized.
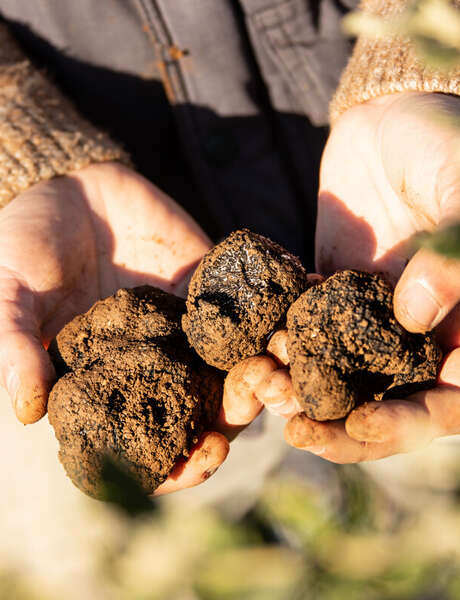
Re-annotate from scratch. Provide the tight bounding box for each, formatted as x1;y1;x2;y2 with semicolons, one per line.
0;0;356;265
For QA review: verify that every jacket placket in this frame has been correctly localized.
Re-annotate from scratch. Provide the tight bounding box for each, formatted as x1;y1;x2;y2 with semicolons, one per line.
133;0;309;258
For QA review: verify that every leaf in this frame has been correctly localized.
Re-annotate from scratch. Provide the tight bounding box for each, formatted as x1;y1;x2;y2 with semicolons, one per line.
411;0;460;52
98;453;160;519
342;12;391;38
194;546;304;600
414;34;460;70
418;223;460;259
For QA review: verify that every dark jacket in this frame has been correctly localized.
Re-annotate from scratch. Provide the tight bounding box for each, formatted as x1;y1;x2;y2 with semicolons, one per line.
0;0;357;262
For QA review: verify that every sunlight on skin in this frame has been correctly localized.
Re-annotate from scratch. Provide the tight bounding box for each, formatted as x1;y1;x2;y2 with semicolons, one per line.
0;163;231;494
154;432;230;496
316;93;458;281
72;164;211;290
2;91;459;486
241;330;401;463
0;162;342;492
288;92;460;464
0;162;336;492
256;319;460;465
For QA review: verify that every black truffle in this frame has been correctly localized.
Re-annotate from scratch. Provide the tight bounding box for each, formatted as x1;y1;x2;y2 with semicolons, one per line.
48;286;223;498
182;229;308;370
287;270;442;421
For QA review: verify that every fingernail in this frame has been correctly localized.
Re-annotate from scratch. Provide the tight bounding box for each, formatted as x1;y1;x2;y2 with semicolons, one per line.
264;398;289;415
6;369;20;408
267;398;299;417
307;274;324;287
202;466;219;480
304;446;326;455
398;281;443;331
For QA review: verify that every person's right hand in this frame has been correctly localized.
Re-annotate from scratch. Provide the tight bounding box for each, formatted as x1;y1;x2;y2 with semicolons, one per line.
0;161;233;494
234;92;460;464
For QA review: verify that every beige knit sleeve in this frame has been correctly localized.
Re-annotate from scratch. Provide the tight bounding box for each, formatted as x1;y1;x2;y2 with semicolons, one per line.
0;24;129;208
329;0;460;123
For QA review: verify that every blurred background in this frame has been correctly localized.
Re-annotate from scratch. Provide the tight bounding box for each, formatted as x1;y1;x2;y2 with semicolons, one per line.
3;386;460;600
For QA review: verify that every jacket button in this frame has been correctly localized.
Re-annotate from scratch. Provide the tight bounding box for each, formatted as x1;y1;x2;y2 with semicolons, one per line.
202;129;239;167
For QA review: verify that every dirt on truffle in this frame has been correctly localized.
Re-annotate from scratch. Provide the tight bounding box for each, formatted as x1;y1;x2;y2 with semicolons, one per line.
182;229;308;370
48;286;223;499
287;270;442;421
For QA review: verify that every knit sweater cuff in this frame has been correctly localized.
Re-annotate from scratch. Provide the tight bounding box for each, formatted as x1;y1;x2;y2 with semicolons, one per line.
329;0;460;124
0;25;129;207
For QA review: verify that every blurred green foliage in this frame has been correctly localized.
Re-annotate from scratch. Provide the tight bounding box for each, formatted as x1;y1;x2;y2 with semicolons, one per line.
4;460;460;599
344;0;460;71
417;223;460;259
0;572;44;600
98;453;159;519
94;461;460;600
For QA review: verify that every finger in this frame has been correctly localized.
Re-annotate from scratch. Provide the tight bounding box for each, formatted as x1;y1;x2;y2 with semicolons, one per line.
345;400;437;450
439;347;460;386
403;347;460;437
346;345;460;447
266;329;289;367
216;356;277;439
0;271;55;423
346;357;460;448
255;368;301;418
306;273;325;286
153;431;229;496
394;247;460;333
265;274;324;368
435;305;460;352
284;412;401;463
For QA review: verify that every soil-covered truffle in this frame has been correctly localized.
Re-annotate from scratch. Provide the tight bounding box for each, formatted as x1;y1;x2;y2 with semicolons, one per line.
182;229;308;370
287;270;442;421
48;286;223;498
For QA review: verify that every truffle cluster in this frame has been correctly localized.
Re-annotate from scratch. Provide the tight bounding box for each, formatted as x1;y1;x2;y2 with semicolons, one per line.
48;229;442;498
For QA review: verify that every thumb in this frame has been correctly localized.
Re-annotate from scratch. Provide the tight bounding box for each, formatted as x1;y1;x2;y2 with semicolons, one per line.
394;247;460;333
0;269;56;424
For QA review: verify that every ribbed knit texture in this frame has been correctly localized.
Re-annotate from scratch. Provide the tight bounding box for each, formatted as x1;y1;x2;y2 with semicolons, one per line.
0;24;128;207
330;0;460;123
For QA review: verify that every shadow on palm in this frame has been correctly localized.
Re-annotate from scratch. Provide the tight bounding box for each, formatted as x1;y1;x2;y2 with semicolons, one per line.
316;191;415;285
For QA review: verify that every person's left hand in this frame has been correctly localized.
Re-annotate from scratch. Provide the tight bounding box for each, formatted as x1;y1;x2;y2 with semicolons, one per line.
241;91;460;463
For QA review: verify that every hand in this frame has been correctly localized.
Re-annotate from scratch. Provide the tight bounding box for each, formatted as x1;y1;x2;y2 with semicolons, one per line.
0;162;232;494
260;92;460;462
